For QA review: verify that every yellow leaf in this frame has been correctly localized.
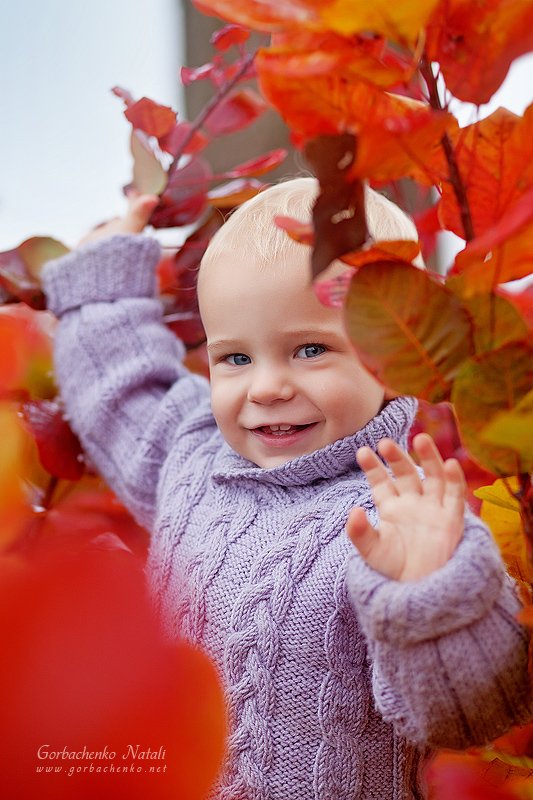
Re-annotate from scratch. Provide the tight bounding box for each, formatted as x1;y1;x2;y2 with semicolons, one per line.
474;477;520;511
474;477;531;581
320;0;440;44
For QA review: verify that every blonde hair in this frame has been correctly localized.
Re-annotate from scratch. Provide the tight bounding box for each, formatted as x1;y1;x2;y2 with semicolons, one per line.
200;176;422;273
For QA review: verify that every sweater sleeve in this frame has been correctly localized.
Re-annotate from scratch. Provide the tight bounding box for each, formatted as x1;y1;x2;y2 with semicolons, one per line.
42;234;215;531
346;510;533;749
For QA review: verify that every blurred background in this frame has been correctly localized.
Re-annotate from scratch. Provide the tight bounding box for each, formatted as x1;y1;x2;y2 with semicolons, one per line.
1;0;532;263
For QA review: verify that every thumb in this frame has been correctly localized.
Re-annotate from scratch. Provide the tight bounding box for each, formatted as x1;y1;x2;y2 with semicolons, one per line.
346;507;379;562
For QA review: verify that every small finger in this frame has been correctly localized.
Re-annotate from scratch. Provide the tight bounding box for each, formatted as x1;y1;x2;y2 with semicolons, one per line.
377;438;423;494
442;457;466;518
357;446;398;505
346;507;379;562
412;433;445;502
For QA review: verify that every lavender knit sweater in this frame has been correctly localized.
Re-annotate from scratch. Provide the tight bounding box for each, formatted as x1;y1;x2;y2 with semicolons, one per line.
43;235;531;800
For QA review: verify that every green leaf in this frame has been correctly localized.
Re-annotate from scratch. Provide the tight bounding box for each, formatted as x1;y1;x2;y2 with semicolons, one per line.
345;262;474;402
452;341;533;475
481;389;533;472
447;282;528;354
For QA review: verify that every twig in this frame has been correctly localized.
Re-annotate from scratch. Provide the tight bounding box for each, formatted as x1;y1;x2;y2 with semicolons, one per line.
420;56;475;242
168;50;257;175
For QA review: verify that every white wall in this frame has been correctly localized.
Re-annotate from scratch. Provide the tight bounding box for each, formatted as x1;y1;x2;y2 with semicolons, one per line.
0;0;183;249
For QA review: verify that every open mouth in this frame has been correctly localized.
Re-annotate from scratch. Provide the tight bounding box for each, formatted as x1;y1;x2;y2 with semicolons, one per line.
254;424;311;435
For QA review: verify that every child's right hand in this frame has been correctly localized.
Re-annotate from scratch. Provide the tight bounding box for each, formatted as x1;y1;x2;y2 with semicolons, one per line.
77;191;160;247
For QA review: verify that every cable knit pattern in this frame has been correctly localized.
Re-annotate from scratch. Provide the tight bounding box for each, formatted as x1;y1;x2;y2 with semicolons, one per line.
42;234;533;800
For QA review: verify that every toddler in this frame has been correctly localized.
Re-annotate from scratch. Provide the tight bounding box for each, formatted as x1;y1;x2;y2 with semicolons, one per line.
43;177;531;799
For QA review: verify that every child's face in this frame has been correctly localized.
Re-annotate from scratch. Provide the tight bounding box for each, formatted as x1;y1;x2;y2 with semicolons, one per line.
199;250;385;468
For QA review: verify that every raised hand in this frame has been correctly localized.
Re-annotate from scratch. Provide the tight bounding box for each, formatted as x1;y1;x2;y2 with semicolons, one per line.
346;433;466;582
77;191;160;247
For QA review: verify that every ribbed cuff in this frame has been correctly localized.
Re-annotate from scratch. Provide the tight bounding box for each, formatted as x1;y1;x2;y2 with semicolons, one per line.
346;519;506;647
41;234;161;317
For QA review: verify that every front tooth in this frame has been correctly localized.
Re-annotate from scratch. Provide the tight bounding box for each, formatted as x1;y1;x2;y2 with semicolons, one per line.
269;425;280;431
279;424;292;431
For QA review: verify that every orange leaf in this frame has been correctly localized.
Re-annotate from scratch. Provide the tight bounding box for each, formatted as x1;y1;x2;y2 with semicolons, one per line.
196;0;440;44
268;30;416;88
193;0;319;32
274;215;315;245
439;106;533;239
345;262;474;402
351;107;455;183
426;0;533;104
207;178;266;207
450;188;533;296
451;341;533;475
341;239;421;267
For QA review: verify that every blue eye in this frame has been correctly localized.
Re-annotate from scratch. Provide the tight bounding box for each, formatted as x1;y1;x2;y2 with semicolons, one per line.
296;344;326;359
226;353;251;366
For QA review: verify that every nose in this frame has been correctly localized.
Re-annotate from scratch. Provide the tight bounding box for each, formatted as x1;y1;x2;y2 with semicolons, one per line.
247;364;295;404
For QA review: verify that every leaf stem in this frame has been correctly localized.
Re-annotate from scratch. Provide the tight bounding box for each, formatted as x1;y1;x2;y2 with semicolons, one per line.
420;56;475;243
517;473;533;566
168;51;257;176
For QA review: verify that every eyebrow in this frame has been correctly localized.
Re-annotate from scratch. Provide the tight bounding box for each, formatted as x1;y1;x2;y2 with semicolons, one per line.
206;329;343;354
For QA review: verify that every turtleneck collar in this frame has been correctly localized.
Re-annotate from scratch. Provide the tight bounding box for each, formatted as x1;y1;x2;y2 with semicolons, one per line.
211;396;417;487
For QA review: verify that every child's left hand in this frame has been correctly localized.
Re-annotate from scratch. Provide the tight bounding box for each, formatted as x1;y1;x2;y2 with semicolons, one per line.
346;433;466;582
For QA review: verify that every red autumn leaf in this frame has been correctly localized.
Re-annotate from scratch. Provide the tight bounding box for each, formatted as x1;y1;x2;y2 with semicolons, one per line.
345;262;474;402
157;211;223;301
150;156;212;228
451;340;533;476
207;178;266;207
181;62;219;86
0;549;226;800
124;97;177;138
111;84;135;107
427;750;518;800
35;484;149;556
21;398;85;481
0;305;54;397
439;105;533;239
426;0;533;104
210;23;250;51
414;202;441;261
183;342;210;378
165;313;206;347
159;121;210;157
221;148;288;179
304;133;368;277
274;215;315;245
313;268;352;308
203;87;268;136
450;187;533;295
0;237;69;309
